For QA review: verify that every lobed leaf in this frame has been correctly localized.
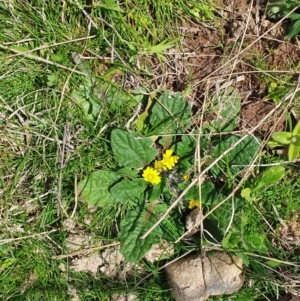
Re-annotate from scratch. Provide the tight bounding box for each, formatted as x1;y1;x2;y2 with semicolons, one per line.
118;208;162;262
72;85;102;120
206;87;241;132
146;91;192;135
184;181;217;206
77;170;119;206
211;135;260;177
111;129;157;168
110;179;146;204
241;188;252;201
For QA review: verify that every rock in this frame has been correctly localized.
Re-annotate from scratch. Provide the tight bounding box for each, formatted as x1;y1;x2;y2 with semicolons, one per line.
71;253;104;275
165;251;244;301
65;234;92;251
144;239;174;263
185;209;202;236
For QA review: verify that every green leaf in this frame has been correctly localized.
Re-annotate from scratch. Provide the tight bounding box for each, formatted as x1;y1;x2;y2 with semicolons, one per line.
136;111;148;132
205;195;245;239
265;260;281;268
285;16;300;40
146;91;192;135
101;85;138;110
211;135;260;177
142;38;180;55
292;121;300;136
157;204;184;241
271;132;292;145
184;181;217;205
136;96;154;132
173;135;198;170
174;135;196;157
46;73;58;87
111;129;157;168
291;134;300;147
235;252;250;267
288;143;300;161
244;233;268;254
268;139;285;148
116;167;138;178
118;208;163;262
241;188;252;201
78;170;119;206
50;53;64;63
110;179;146;204
254;166;285;191
147;182;164;201
260;166;285;183
206;87;241;132
72;85;101;120
1;258;16;270
222;231;242;249
267;1;299;19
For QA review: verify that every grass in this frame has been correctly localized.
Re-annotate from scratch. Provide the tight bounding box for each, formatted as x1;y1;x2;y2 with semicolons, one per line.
1;0;300;300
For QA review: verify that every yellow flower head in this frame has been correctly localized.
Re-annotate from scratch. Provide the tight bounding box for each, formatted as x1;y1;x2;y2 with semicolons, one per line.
142;166;161;185
161;149;179;170
183;174;190;181
188;200;201;209
154;160;167;171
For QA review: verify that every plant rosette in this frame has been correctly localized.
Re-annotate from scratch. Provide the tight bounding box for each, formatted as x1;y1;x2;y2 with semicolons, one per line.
77;89;262;262
77;91;194;262
78;130;188;262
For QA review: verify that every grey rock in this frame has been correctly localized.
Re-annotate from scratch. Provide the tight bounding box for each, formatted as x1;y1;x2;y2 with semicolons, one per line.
165;251;244;301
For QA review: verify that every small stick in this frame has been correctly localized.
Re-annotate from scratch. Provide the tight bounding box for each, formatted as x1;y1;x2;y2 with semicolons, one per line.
0;229;58;245
0;44;86;76
53;242;120;260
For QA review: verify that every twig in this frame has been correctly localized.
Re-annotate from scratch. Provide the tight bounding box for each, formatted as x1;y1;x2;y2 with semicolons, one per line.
0;44;86;76
71;174;78;218
6;35;96;59
126;102;142;131
53;242;120;260
0;229;58;245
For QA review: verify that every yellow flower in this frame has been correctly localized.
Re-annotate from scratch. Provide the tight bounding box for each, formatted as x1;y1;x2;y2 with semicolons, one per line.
161;149;179;170
188;200;201;209
154;160;167;171
183;174;189;181
142;167;161;185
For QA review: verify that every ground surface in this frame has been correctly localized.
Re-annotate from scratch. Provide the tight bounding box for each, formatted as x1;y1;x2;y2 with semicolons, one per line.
1;1;300;300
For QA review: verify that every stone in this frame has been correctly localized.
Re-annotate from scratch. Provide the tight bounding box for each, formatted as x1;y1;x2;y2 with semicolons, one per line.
165;251;244;301
185;209;202;236
144;239;174;263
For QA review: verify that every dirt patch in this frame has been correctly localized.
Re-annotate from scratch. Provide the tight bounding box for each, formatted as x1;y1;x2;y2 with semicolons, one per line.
240;100;286;134
273;42;300;70
167;0;300;135
279;218;300;249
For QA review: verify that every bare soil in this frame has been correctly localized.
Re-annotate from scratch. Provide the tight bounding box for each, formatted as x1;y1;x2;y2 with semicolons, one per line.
150;0;300;137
